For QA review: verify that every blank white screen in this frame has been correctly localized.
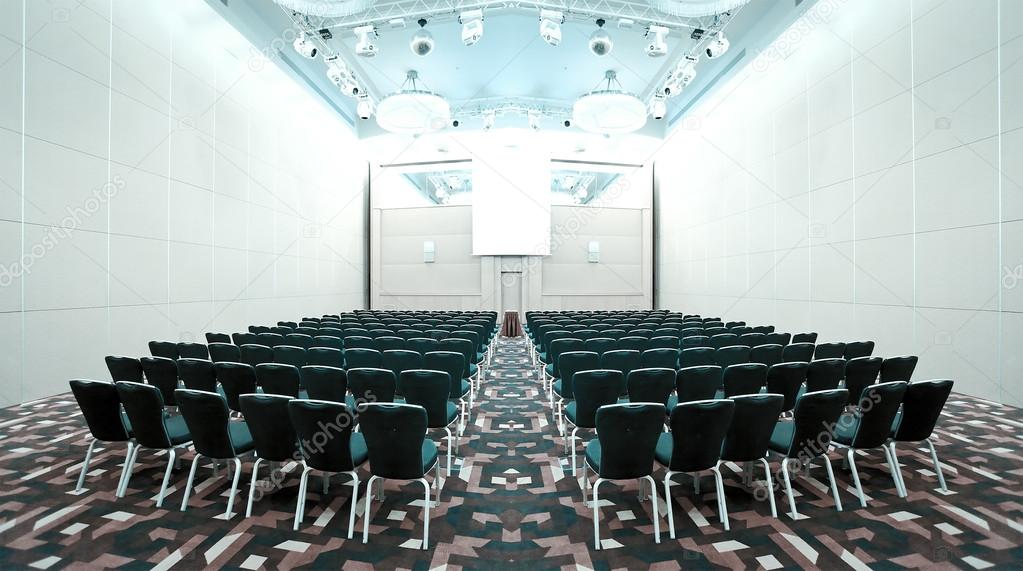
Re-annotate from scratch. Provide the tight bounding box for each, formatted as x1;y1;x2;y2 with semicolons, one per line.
471;149;551;256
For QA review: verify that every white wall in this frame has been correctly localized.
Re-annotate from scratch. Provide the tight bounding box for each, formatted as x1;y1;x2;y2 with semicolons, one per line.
655;0;1022;406
0;0;367;405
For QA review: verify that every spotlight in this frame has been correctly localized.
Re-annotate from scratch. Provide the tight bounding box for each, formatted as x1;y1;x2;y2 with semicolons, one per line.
482;110;496;131
645;25;669;57
451;119;460;127
705;31;729;59
293;31;318;59
356;95;374;120
589;19;613;56
528;110;541;131
354;25;378;57
649;95;667;120
410;19;434;56
460;9;484;46
563;119;571;127
325;56;360;97
662;55;697;96
539;9;563;47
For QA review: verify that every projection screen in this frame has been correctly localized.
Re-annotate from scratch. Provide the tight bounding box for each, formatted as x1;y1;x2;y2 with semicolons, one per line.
471;148;551;256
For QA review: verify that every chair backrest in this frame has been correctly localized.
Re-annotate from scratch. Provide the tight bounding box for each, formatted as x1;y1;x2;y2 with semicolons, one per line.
766;362;808;412
714;345;751;368
720;394;784;462
302;365;348;402
407;337;440;356
348;367;397;404
140;356;179;406
792;332;818;344
806;358;846;392
680;335;710;349
892;379;953;442
549;338;585;376
600;350;641;395
641;348;681;370
782;343;815;363
722;363;768;397
289;400;359;472
307;347;343;368
764;332;791;346
205;332;231;344
177;358;217;393
382;350;423;395
208;343;241;363
176;389;238;459
424;351;465;398
844;340;875;360
707;333;739;349
285;333;315;349
664;399;734;472
274;345;308;368
616;336;647;352
255;363;301;397
148;340;178;360
315;334;345;349
438;338;474;378
557;351;601;399
115;381;176;449
239;394;298;462
375;336;406;352
781;389;848;458
70;380;130;442
847;381;908;448
844;356;883;406
343;335;375;350
344;348;383;370
814;342;846;360
572;370;623;429
593;403;665;479
105;355;144;383
214;362;256;412
681;347;717;368
399;370;451;428
749;344;784;368
626;368;675;407
675;365;722;404
177;342;210;360
583;337;617;356
256;333;285;347
240;344;274;367
880;355;918;382
647;336;680;350
738;333;767;348
359;403;430;479
232;332;258;346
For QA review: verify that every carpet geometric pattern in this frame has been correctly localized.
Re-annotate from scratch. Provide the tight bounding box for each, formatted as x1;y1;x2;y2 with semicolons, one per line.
0;337;1021;569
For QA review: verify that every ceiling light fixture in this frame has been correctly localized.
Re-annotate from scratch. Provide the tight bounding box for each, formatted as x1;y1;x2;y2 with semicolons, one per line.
356;95;374;120
292;31;318;59
704;31;730;58
648;0;750;18
539;9;563;47
410;19;434;56
354;25;378;57
274;0;374;18
589;19;613;56
645;25;669;57
572;70;647;134
325;56;361;97
661;54;697;97
460;9;484;46
375;70;450;135
648;95;667;120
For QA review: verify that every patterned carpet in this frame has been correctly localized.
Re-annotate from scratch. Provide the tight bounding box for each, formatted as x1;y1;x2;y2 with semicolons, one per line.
0;337;1021;570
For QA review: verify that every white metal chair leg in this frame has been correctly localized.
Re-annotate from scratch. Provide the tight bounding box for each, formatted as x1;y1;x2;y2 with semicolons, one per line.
76;439;98;492
444;427;454;476
224;457;242;519
880;443;902;499
117;445;140;498
710;463;729;530
592;478;604;549
846;448;866;508
363;475;378;543
760;458;777;518
419;477;431;550
822;454;843;512
780;459;799;519
694;473;701;494
323;473;330;494
156;448;177;508
926;438;948;492
114;442;135;496
246;457;262;517
347;472;360;539
294;464;312;530
569;428;578;476
179;453;202;511
664;472;676;539
887;442;907;497
645;475;661;543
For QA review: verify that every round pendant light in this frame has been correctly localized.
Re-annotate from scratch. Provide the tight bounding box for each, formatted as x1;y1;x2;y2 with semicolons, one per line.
375;71;451;135
649;0;750;18
274;0;374;17
572;71;647;135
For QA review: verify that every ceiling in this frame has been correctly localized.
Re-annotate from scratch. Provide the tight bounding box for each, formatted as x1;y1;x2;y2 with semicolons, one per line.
207;0;820;139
